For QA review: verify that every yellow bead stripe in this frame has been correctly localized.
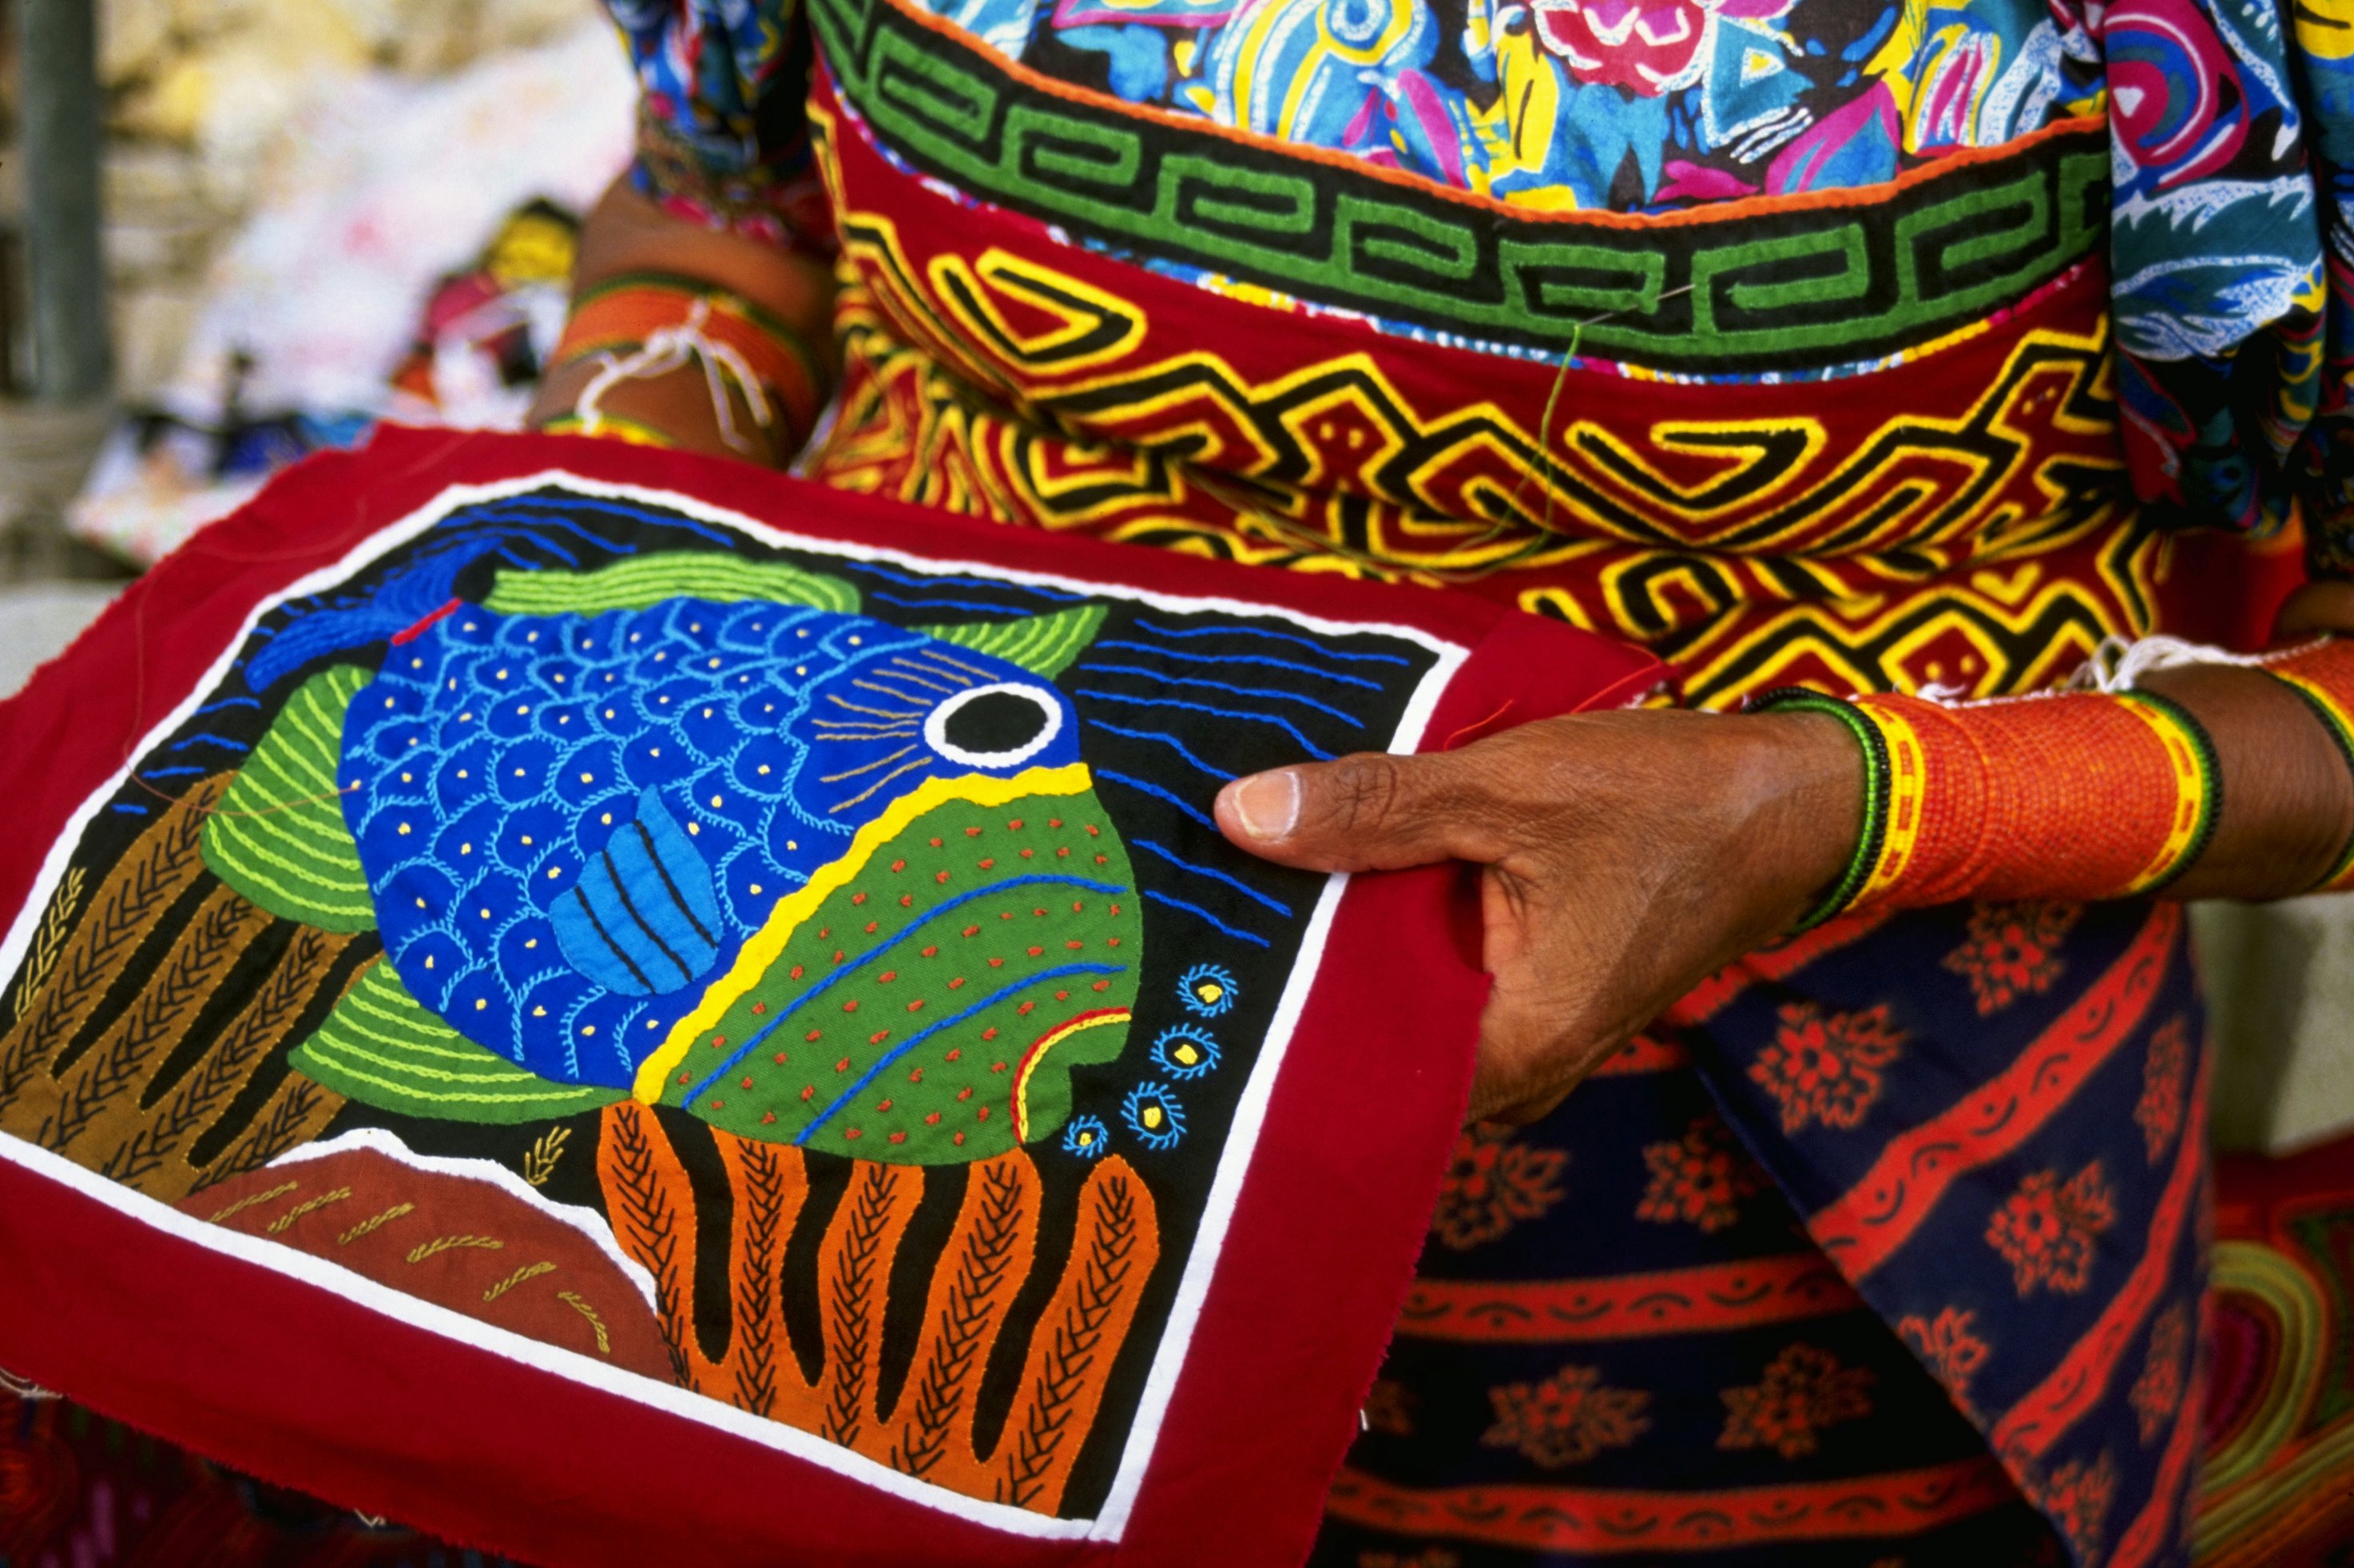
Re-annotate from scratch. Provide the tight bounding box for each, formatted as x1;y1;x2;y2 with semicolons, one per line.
2272;669;2354;892
1852;697;1930;906
2112;693;2217;895
539;414;680;450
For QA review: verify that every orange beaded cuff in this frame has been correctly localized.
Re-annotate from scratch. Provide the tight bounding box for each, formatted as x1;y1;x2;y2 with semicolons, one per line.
1755;686;2221;923
2255;637;2354;892
548;272;826;448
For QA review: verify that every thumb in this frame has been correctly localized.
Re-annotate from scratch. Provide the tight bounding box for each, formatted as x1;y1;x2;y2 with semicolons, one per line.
1213;750;1499;872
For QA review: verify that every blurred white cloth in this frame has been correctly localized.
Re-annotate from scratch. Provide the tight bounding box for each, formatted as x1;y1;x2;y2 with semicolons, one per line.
72;21;634;565
0;586;117;701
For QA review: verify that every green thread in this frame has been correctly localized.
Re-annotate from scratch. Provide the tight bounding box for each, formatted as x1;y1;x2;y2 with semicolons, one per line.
1750;689;1889;933
201;665;375;931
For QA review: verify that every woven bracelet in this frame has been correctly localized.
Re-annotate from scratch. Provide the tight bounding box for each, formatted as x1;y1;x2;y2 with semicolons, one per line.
2106;689;2224;896
1749;689;1890;932
2256;639;2354;892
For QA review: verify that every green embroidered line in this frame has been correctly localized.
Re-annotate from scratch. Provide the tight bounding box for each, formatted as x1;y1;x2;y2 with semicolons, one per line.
1750;689;1889;932
810;0;2106;370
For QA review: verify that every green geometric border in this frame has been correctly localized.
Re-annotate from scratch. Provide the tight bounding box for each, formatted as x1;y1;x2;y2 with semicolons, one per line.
813;0;2106;372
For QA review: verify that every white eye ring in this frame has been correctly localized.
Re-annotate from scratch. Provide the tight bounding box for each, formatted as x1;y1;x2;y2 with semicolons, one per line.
925;681;1064;769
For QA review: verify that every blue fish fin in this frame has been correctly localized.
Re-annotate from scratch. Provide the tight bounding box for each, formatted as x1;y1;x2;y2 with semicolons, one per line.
551;788;724;997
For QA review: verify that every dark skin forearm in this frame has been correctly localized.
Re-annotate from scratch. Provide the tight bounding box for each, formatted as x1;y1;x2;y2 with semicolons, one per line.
1216;589;2354;1123
526;178;838;466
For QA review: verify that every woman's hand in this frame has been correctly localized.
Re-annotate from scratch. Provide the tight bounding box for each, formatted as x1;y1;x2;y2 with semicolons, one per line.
1213;709;1863;1124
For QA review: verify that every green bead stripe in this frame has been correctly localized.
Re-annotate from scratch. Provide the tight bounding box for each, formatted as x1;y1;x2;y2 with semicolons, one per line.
2275;677;2354;890
812;0;2106;373
1751;689;1890;933
2116;689;2223;895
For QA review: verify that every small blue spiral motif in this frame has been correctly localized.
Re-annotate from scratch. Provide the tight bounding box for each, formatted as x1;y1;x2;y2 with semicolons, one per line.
1062;1114;1111;1160
1121;1082;1186;1151
1177;963;1238;1018
1150;1023;1221;1080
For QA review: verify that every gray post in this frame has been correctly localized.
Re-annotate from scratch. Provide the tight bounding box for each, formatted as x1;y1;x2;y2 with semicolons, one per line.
18;0;110;403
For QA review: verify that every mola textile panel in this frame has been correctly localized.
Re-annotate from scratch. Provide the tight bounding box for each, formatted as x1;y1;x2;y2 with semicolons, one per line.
0;426;1658;1566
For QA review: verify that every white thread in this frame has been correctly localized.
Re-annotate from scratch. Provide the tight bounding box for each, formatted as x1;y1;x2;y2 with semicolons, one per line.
571;298;776;456
2064;633;2306;693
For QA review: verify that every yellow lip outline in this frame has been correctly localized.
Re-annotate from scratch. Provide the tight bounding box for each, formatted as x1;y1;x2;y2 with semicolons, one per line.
632;761;1098;1104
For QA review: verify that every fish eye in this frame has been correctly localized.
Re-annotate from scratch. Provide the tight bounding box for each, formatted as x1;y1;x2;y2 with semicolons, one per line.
926;681;1063;768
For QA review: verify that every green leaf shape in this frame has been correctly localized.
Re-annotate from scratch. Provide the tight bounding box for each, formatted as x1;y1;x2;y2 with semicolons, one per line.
201;665;376;931
481;554;859;617
664;787;1141;1163
292;959;625;1123
913;604;1106;680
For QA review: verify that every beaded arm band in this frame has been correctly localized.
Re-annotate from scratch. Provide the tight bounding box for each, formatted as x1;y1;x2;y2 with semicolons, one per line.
2252;637;2354;892
1753;685;2223;931
544;272;828;459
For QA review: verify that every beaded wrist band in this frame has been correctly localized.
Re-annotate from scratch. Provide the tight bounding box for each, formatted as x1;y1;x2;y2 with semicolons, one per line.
2253;637;2354;891
546;272;827;458
1753;685;2223;927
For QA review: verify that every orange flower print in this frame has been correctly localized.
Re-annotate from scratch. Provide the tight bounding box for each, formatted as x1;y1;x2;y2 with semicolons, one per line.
1896;1307;1991;1419
1430;1123;1569;1251
1988;1162;2116;1296
2035;1451;2118;1562
1363;1378;1415;1438
1749;1002;1905;1133
2130;1302;2192;1444
2135;1016;2190;1164
1942;902;2082;1014
1638;1115;1768;1233
1719;1344;1876;1459
1481;1364;1652;1468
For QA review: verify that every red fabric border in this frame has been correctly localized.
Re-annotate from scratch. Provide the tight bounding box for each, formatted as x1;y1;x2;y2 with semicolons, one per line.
0;427;1658;1566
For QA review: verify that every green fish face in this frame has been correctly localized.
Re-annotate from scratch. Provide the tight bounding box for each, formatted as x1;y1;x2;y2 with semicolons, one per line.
641;764;1142;1163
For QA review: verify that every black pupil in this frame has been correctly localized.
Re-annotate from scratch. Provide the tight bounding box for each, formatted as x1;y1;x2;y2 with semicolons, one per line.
944;690;1050;755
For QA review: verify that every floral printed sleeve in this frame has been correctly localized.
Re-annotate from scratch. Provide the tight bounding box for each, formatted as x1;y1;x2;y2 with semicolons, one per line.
2104;0;2354;573
602;0;835;254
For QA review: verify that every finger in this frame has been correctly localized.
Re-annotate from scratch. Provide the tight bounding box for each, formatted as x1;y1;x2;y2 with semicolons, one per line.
1213;748;1503;871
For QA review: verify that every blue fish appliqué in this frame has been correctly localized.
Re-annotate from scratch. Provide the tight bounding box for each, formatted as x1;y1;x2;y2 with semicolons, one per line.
550;787;724;996
339;597;1085;1088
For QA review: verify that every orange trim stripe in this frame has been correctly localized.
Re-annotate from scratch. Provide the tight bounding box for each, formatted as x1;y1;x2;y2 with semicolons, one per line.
1395;1254;1863;1343
1809;904;2178;1281
1324;1458;2019;1553
1988;1050;2211;1463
